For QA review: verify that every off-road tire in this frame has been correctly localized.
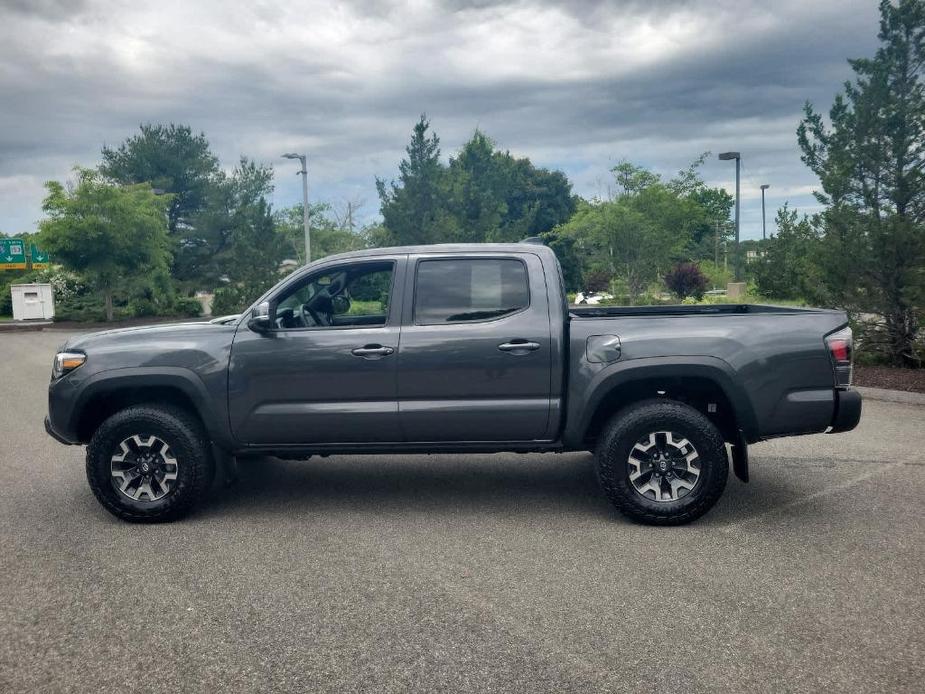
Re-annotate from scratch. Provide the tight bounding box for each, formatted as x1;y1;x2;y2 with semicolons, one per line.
86;405;214;523
595;399;728;525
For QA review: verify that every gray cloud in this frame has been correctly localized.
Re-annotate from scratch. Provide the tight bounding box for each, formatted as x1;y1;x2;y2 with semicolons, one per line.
0;0;880;239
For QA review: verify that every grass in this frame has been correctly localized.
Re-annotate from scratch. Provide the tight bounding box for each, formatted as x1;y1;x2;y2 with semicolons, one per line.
345;300;386;316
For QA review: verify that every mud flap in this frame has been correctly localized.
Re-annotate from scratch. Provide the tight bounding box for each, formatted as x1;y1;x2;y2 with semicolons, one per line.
212;443;239;488
731;430;749;483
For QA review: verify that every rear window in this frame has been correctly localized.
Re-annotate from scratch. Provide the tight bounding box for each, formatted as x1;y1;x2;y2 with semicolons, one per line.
414;258;529;324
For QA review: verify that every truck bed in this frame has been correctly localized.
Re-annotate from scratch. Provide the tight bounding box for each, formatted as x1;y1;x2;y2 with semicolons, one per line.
563;302;849;446
569;303;830;318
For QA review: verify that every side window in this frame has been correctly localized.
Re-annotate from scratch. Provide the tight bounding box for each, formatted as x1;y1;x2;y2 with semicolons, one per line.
274;261;394;329
414;258;529;324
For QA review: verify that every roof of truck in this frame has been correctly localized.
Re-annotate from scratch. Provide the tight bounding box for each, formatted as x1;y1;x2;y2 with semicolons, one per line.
310;242;556;266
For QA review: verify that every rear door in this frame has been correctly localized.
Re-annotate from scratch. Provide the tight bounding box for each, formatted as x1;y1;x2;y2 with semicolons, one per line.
397;252;554;442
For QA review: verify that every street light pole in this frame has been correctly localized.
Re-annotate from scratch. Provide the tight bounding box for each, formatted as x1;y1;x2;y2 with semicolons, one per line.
718;152;742;281
760;184;770;240
282;153;310;263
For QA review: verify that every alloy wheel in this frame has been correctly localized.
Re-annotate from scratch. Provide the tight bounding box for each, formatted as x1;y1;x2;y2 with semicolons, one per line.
110;434;179;502
627;431;701;502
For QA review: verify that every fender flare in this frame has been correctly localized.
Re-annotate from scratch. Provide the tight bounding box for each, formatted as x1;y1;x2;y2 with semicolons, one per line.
68;367;233;449
563;356;760;448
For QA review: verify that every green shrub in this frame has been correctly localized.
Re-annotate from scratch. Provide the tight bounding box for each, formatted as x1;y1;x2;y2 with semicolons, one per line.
55;294;107;322
171;297;202;317
211;286;252;316
126;297;159;317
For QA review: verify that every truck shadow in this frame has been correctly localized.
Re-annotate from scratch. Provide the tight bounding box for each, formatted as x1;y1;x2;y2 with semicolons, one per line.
197;452;799;524
201;452;614;520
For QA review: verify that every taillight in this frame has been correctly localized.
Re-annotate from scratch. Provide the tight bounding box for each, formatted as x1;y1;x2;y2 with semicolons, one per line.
825;327;853;387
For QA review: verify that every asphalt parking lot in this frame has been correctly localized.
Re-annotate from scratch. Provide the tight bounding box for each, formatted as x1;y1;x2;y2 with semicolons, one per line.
1;330;923;693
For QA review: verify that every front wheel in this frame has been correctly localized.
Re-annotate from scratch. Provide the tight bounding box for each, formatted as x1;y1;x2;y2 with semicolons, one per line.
595;400;728;525
86;405;214;522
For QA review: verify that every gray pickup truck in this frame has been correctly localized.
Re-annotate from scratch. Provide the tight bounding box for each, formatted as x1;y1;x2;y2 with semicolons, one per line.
45;242;861;524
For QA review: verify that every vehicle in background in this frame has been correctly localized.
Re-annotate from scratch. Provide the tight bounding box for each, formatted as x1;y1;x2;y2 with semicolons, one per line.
573;291;614;305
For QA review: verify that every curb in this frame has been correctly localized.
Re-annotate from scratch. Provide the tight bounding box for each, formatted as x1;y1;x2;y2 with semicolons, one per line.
0;321;51;332
855;386;925;406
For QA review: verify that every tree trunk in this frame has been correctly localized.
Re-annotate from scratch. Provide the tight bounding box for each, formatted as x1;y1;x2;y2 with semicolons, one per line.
104;289;114;322
885;308;920;368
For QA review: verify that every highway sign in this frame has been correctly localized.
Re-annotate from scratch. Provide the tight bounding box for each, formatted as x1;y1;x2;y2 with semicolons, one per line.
0;238;26;270
30;244;49;270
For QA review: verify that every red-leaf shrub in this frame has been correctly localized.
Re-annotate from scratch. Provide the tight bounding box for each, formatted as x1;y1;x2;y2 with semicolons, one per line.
664;262;708;300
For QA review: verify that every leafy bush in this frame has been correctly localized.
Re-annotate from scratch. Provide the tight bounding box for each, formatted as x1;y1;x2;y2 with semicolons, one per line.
35;267;86;302
171;297;203;317
697;259;732;290
211;286;254;316
664;262;708;300
55;294;107;322
126;297;159;317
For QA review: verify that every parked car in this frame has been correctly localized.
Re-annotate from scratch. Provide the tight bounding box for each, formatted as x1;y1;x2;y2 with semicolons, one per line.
574;291;613;305
46;242;861;524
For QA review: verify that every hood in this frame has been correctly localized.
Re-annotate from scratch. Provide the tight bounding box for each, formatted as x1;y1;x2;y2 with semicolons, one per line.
65;320;237;352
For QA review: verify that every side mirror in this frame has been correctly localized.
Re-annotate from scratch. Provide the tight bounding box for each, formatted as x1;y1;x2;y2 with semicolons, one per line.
248;301;272;333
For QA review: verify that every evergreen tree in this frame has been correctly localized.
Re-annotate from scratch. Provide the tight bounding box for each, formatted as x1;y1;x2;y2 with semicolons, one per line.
798;0;925;366
101;123;220;284
376;115;450;245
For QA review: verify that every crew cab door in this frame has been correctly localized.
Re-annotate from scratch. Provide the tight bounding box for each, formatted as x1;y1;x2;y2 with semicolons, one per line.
228;256;406;445
397;252;553;442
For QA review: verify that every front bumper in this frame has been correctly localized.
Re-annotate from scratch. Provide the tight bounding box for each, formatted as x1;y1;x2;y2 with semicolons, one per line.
44;416;77;445
828;388;862;433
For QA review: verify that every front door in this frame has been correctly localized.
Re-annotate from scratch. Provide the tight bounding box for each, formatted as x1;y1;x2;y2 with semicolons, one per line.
397;253;553;442
228;256;406;445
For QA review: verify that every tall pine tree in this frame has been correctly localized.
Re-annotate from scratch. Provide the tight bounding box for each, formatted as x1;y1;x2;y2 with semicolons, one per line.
376;115;451;245
799;0;925;366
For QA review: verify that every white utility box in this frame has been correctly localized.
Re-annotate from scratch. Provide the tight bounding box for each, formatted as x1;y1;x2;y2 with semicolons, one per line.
11;283;54;321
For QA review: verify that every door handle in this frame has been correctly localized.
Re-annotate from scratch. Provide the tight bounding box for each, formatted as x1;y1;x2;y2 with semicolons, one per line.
497;340;540;354
351;345;394;358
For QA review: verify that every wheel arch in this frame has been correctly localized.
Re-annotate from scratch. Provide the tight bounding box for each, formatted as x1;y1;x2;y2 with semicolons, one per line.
566;357;759;449
71;368;231;448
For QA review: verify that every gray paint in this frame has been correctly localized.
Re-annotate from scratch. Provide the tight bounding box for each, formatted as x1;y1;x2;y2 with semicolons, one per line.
46;243;859;454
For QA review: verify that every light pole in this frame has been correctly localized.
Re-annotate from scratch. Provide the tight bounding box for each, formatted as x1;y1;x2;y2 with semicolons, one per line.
282;153;310;263
760;184;770;240
718;151;741;281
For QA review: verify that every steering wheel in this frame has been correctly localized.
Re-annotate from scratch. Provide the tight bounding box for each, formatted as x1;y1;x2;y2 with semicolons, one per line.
299;272;347;327
300;302;328;327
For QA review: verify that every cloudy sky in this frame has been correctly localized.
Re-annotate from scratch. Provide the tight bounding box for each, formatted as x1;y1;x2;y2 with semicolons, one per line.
1;0;880;239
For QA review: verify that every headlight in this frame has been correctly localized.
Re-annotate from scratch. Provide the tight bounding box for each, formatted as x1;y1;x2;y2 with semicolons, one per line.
52;351;86;380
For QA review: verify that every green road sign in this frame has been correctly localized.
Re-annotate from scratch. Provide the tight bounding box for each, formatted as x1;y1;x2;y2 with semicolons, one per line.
0;238;26;270
30;244;49;269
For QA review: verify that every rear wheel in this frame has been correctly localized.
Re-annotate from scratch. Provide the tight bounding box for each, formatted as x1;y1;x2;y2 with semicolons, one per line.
595;400;728;525
86;405;214;522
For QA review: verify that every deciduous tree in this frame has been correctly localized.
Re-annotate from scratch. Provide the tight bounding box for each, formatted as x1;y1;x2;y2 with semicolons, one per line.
38;169;170;320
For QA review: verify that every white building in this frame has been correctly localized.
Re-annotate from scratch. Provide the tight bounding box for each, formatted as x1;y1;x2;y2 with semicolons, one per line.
10;283;54;321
